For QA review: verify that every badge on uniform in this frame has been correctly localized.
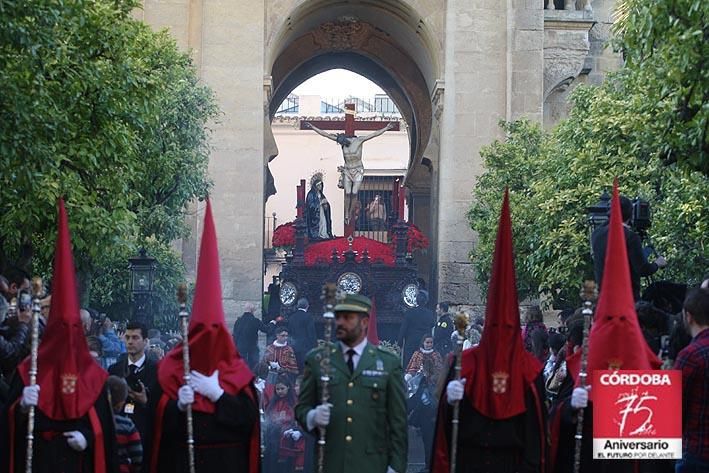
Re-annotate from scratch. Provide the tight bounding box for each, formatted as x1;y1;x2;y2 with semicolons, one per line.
124;402;135;415
376;359;384;371
440;322;448;328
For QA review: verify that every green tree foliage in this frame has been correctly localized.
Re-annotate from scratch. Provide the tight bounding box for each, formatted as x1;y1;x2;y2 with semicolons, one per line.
613;0;708;174
0;0;218;314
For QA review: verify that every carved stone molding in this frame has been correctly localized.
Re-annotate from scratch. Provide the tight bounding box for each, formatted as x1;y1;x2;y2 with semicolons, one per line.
312;19;374;51
543;18;594;100
430;79;444;122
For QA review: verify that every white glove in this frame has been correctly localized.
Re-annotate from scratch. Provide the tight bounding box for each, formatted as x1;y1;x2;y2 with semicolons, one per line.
404;373;413;382
654;256;667;268
254;378;266;392
291;430;302;441
269;361;280;370
64;431;87;451
190;370;224;402
386;467;399;473
446;378;466;404
21;385;40;408
308;403;331;428
177;385;194;411
571;387;589;409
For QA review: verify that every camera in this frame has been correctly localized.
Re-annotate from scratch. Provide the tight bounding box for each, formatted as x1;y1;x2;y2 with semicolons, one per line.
125;372;143;392
631;197;651;236
18;291;32;311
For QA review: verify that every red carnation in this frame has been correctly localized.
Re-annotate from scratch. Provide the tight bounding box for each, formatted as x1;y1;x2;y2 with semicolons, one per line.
272;221;296;248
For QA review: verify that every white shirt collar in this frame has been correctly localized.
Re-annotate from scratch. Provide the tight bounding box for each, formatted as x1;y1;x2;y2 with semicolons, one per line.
340;337;368;357
128;353;146;368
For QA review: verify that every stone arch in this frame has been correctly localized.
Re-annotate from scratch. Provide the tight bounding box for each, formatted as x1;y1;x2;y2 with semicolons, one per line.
264;0;442;200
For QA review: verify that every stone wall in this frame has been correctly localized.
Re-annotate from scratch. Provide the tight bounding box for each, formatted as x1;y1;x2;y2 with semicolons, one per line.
139;0;266;326
436;0;544;306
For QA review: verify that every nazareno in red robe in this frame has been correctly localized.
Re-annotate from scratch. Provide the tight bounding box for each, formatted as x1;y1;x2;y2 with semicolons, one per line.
151;200;260;473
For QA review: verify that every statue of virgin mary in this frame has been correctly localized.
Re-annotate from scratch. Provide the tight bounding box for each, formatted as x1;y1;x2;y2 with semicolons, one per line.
305;172;334;241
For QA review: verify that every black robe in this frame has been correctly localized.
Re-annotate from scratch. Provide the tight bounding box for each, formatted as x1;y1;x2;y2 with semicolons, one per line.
432;371;547;473
305;187;332;241
4;379;118;473
151;385;259;473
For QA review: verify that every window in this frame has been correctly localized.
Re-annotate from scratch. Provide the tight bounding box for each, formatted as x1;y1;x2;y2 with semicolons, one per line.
374;95;399;115
351;175;403;241
276;94;299;114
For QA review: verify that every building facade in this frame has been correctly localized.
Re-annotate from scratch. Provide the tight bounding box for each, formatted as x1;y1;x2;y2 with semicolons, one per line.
135;0;620;324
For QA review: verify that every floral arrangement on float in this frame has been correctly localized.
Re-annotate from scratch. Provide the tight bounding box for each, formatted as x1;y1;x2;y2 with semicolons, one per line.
405;223;429;253
272;221;295;250
388;223;429;254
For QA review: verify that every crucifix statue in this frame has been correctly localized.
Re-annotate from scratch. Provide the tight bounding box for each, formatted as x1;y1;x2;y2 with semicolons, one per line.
303;103;398;230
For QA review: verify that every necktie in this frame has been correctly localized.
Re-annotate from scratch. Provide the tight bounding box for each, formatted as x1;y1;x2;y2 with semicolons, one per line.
346;349;356;374
128;364;137;376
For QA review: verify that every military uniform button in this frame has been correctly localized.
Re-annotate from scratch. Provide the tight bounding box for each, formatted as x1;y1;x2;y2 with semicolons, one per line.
372;393;379;400
347;399;353;405
347;417;353;423
345;435;352;442
348;382;354;388
373;383;378;388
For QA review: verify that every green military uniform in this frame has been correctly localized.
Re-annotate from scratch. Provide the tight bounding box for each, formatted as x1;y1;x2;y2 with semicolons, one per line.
295;294;407;473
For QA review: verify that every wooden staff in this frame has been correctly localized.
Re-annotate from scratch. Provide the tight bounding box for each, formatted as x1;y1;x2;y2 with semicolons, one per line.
177;284;196;473
573;281;597;473
449;312;468;473
26;277;43;473
317;283;339;473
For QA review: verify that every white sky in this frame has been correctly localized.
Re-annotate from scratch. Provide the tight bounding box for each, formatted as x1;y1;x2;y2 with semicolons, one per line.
292;69;385;98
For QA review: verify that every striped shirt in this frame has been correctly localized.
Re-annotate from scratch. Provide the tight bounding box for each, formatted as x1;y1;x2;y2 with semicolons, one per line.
114;413;143;473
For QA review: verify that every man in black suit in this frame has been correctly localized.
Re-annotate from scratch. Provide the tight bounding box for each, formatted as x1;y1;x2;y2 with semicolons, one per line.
592;195;667;300
232;302;276;370
288;298;317;372
398;290;435;368
108;321;157;472
433;301;454;357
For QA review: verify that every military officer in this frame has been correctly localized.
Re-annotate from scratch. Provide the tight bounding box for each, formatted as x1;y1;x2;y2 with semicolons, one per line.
295;294;407;473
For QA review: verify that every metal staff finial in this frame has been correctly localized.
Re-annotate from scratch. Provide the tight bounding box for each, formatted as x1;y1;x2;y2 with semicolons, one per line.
449;311;468;473
573;280;597;473
177;283;196;473
317;283;339;473
26;277;43;473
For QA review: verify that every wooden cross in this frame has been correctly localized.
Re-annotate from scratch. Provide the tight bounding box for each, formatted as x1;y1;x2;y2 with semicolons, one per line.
299;102;400;135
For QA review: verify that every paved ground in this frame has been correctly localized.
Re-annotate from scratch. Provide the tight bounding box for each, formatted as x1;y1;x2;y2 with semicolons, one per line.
406;426;427;473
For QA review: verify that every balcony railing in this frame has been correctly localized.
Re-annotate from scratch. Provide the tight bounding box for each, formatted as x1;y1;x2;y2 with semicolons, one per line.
264;213;277;250
544;0;591;11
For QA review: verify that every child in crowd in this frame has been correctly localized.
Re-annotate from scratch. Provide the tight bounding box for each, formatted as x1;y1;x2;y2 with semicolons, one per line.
107;375;143;473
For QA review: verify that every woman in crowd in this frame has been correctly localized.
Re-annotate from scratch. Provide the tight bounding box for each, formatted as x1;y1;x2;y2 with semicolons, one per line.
263;375;304;473
405;334;443;473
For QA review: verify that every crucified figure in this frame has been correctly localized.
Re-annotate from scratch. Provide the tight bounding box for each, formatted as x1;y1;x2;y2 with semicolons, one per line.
304;121;395;224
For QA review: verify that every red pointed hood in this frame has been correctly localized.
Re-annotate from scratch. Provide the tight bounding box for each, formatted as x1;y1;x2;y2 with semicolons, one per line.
462;189;541;419
578;180;661;396
158;200;254;413
19;199;108;420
